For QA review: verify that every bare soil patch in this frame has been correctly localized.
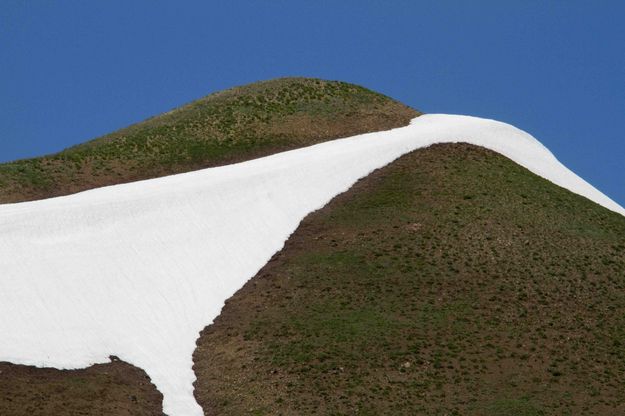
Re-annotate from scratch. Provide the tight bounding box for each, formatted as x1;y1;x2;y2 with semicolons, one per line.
0;360;163;416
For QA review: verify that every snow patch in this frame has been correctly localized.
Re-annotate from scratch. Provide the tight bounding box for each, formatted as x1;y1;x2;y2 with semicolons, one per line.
1;114;623;416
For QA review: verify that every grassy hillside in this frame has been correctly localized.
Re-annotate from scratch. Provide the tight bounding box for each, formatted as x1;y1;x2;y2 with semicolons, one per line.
0;77;418;203
3;80;623;416
194;144;625;415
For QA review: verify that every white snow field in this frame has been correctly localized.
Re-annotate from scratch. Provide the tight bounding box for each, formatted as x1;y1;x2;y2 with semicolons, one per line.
1;114;623;416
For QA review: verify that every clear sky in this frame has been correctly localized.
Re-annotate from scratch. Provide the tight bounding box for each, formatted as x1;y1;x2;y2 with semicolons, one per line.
1;1;624;206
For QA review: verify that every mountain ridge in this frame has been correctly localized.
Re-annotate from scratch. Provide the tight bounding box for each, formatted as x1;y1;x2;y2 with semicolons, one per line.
1;113;623;416
1;79;623;416
0;77;418;204
195;142;625;415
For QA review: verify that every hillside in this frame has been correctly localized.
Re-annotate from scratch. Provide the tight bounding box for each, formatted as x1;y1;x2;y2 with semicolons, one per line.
195;143;625;415
0;77;418;203
1;90;624;416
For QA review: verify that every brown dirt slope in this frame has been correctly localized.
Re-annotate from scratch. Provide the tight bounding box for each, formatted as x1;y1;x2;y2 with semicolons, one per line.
0;360;163;416
193;143;625;415
0;77;418;204
0;78;417;415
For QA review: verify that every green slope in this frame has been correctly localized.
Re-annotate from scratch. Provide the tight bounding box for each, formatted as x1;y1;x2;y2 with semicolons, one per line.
3;79;623;416
194;144;625;416
0;77;418;203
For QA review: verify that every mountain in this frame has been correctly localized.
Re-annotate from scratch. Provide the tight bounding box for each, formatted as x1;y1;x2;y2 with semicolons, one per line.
195;143;625;415
1;80;624;416
0;78;417;204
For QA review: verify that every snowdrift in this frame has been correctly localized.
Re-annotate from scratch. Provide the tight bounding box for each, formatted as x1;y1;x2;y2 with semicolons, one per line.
1;114;623;416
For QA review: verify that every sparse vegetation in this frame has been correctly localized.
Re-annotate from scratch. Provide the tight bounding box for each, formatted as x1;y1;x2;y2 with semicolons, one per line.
194;144;625;415
0;78;418;203
0;361;164;416
2;80;624;415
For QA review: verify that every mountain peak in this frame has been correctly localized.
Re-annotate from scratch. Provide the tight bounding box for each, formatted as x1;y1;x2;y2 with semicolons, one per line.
0;78;418;204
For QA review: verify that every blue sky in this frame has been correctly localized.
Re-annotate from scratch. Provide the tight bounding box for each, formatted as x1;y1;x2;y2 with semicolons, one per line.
1;1;624;206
